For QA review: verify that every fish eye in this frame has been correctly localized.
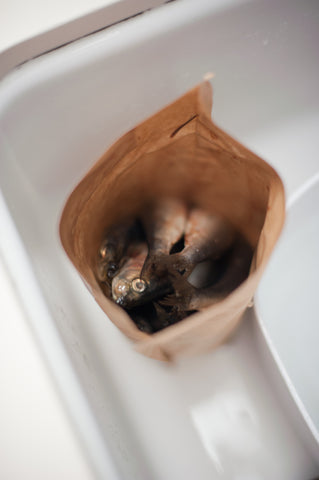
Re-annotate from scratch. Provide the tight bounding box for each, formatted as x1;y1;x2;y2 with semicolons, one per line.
107;263;118;278
131;278;146;293
99;243;116;260
99;244;108;259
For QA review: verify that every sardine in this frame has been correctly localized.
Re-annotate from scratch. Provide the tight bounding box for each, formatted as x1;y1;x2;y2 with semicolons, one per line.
112;242;172;308
111;242;148;307
166;209;235;276
140;197;188;278
97;220;141;285
161;235;253;312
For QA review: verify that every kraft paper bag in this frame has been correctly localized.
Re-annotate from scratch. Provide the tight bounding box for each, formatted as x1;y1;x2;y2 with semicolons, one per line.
60;80;285;361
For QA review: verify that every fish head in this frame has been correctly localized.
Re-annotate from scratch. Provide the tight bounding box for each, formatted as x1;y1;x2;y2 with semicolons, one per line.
97;259;119;284
106;261;118;279
112;276;148;308
99;243;122;276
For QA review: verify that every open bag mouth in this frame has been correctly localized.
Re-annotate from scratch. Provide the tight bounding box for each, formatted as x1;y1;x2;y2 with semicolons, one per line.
59;79;285;361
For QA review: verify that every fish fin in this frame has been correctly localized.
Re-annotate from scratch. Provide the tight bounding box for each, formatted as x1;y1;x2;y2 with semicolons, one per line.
153;301;167;315
159;271;196;310
158;294;176;307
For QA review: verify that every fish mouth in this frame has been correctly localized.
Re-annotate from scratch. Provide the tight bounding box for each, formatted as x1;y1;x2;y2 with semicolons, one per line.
112;277;147;308
114;281;150;309
113;276;173;309
112;278;130;302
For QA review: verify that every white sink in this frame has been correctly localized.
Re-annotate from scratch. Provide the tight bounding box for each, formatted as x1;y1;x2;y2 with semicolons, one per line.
256;173;319;444
0;0;319;478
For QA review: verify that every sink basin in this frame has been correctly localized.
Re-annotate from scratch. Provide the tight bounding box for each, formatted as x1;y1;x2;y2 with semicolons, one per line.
0;0;319;478
256;172;319;444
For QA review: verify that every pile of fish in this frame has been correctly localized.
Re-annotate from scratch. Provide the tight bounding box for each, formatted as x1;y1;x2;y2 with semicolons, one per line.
96;198;253;333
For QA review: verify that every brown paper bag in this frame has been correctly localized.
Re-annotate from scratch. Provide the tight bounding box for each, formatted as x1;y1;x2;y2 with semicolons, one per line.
59;80;285;361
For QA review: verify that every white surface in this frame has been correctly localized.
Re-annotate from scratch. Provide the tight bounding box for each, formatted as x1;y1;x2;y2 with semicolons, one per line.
256;173;319;440
0;0;166;52
0;0;168;78
0;0;115;52
0;257;94;480
0;0;319;479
